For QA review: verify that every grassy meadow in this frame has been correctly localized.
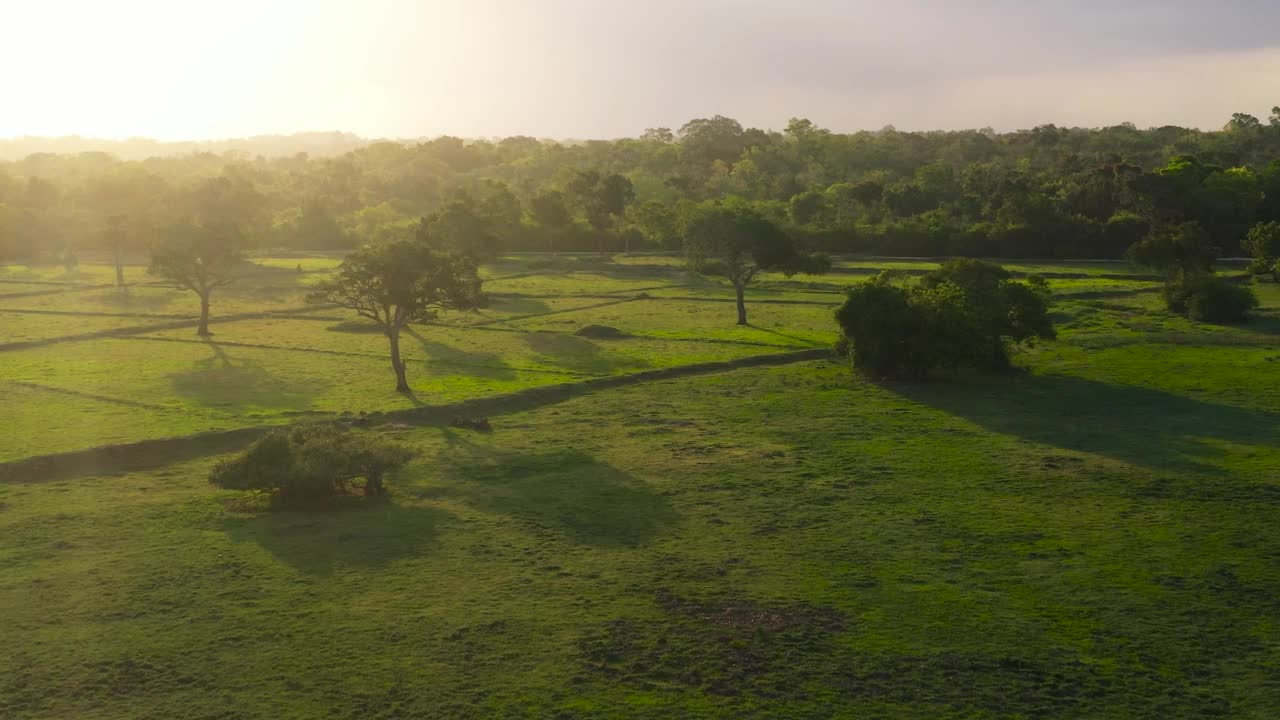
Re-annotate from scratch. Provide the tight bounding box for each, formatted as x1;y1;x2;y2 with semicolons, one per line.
2;255;1279;718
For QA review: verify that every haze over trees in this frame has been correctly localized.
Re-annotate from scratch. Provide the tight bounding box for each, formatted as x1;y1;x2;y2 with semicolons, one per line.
147;177;262;335
9;114;1280;267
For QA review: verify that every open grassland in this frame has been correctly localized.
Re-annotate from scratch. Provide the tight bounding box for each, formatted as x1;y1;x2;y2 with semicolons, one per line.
1;256;1278;718
2;256;1185;464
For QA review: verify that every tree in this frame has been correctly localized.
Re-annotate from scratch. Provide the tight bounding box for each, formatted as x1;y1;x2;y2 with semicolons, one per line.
567;170;635;253
835;263;1055;379
788;189;829;226
682;200;829;325
640;127;674;144
627;200;679;250
1125;222;1257;319
149;224;243;336
1243;220;1280;281
103;216;127;285
419;191;502;260
1225;113;1262;132
149;177;259;336
529;190;572;253
678;115;748;167
1125;222;1217;312
309;239;482;393
86;168;167;285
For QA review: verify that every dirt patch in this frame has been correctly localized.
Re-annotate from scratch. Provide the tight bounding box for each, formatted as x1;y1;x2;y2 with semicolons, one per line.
574;324;629;339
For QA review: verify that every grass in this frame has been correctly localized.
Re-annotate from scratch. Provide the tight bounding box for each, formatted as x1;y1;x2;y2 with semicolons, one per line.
2;360;1278;718
0;311;171;344
1;258;1279;718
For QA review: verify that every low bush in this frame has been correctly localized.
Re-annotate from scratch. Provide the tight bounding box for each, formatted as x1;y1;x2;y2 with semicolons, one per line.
210;424;415;503
835;259;1055;380
1163;272;1258;323
1184;277;1259;323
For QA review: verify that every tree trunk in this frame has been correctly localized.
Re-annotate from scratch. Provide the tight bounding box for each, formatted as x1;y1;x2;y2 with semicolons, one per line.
364;471;384;496
113;244;124;287
196;292;211;336
734;281;748;325
388;329;409;393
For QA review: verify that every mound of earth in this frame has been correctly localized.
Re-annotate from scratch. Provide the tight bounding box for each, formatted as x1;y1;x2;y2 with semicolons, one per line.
574;325;629;339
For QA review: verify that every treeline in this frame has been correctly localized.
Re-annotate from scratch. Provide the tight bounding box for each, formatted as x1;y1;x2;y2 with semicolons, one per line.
5;111;1280;262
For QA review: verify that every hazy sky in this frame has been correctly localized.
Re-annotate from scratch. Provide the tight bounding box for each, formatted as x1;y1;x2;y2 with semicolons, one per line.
6;0;1280;140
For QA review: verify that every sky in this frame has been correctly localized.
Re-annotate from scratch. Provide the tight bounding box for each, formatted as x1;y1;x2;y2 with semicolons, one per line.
4;0;1280;140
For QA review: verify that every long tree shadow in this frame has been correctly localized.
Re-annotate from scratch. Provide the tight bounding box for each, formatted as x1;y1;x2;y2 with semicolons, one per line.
171;340;329;412
888;373;1280;476
424;448;679;548
522;331;650;375
468;295;551;320
403;327;518;380
745;323;827;348
221;500;453;575
96;287;182;312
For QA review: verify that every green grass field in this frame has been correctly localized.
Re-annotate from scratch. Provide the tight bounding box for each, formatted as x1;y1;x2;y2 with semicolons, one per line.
2;256;1279;718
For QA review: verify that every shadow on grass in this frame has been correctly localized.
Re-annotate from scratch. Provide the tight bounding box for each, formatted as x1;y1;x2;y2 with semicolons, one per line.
222;499;452;575
888;373;1280;475
95;287;181;312
404;327;517;380
522;331;650;375
472;295;552;319
426;448;678;548
326;319;385;334
745;322;825;347
171;341;329;411
1244;311;1280;336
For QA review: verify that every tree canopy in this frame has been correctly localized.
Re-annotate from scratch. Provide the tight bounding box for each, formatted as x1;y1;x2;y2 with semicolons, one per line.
8;114;1280;263
835;260;1055;379
682;199;829;324
309;239;483;392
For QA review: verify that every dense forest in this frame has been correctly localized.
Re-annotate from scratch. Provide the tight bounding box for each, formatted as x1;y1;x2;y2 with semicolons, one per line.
5;111;1280;262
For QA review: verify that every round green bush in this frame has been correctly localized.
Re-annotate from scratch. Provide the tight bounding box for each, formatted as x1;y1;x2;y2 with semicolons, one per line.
1185;277;1259;323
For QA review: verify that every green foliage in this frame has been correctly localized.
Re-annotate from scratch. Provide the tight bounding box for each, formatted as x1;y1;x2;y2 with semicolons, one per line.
309;239;483;391
836;261;1055;379
310;240;483;327
682;200;827;323
1177;276;1260;323
419;191;503;260
210;424;415;502
1125;222;1216;277
11;112;1280;261
1243;221;1280;280
567;170;636;233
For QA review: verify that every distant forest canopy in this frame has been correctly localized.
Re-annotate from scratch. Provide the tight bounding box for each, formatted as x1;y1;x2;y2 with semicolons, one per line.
4;111;1280;261
0;132;372;162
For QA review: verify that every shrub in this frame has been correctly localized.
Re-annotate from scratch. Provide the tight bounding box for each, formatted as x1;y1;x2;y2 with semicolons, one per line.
1184;276;1259;323
1163;272;1259;322
835;261;1055;380
210;425;415;503
1243;221;1280;282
